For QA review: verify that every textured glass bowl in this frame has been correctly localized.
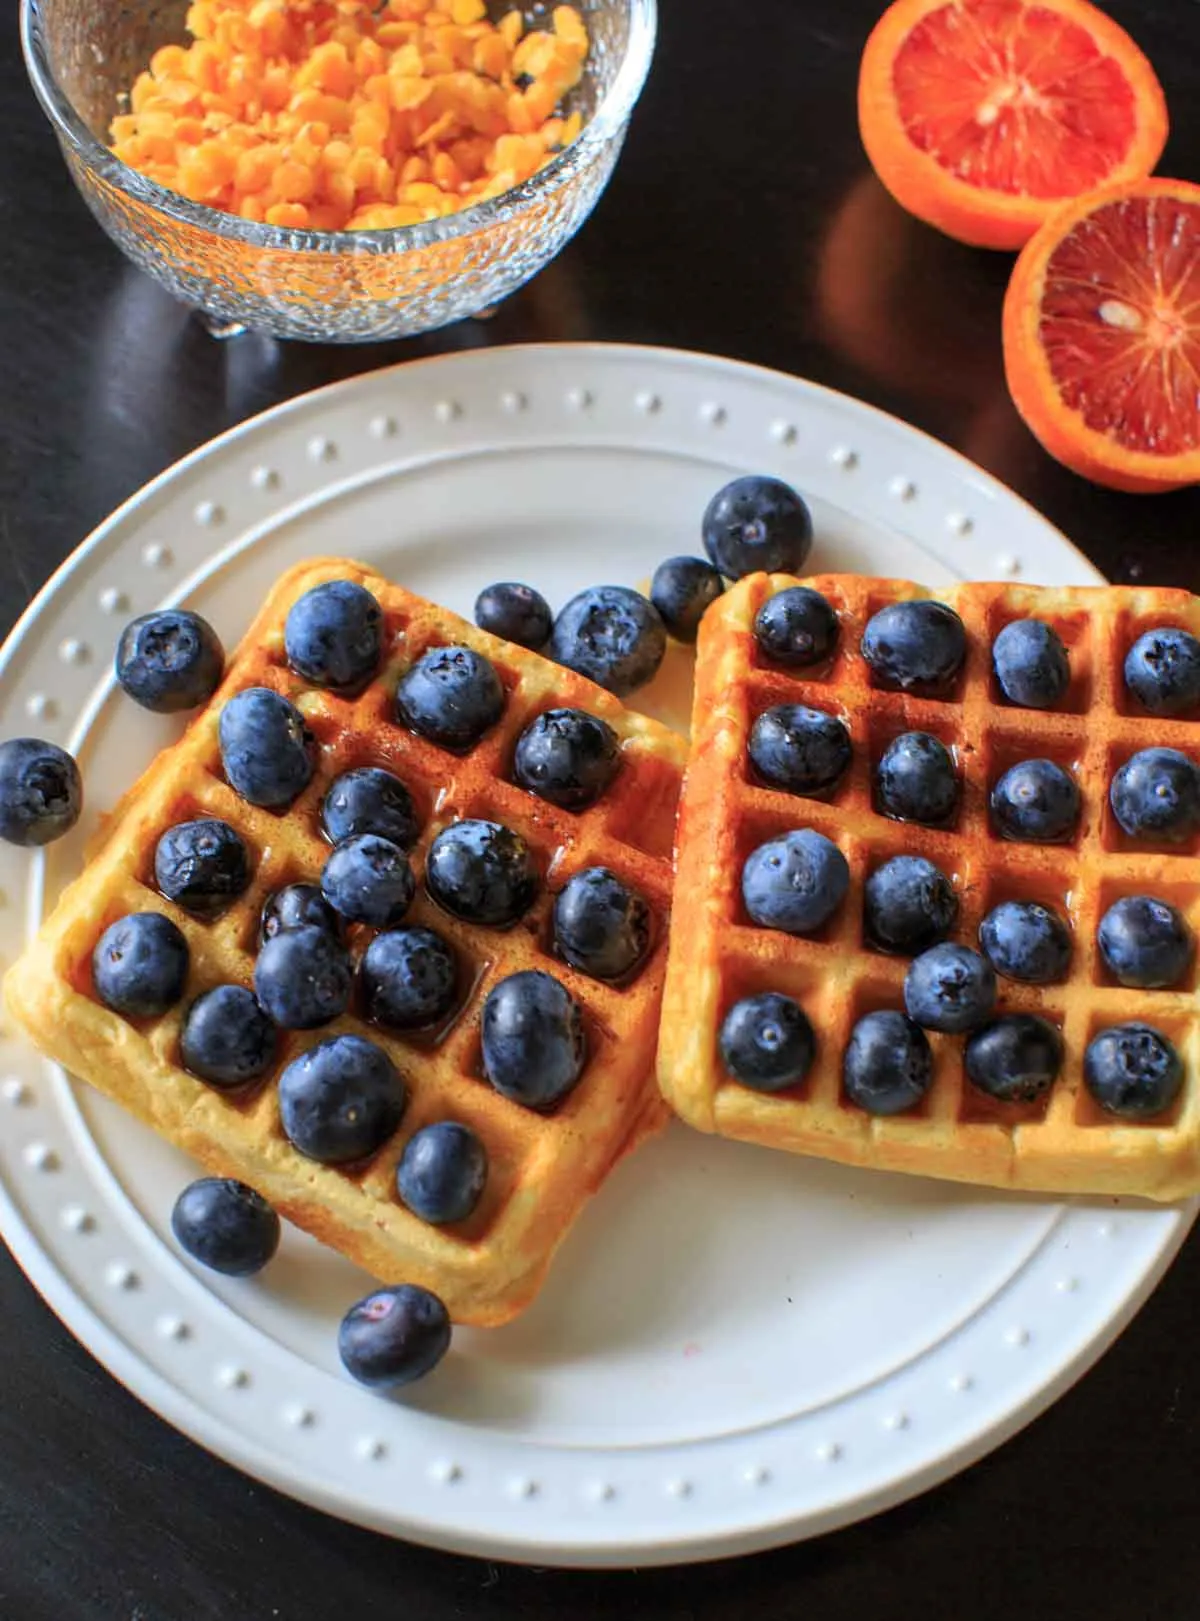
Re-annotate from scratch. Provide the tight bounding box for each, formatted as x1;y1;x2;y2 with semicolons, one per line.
22;0;654;342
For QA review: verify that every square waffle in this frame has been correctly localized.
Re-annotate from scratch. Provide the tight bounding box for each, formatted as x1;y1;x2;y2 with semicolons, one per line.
5;559;685;1325
658;572;1200;1200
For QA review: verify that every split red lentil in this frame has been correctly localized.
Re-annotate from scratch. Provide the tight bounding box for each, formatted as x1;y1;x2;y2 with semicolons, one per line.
109;0;589;231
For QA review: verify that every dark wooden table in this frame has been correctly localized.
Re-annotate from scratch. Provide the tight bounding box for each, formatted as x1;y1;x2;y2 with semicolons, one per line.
3;1;1200;1615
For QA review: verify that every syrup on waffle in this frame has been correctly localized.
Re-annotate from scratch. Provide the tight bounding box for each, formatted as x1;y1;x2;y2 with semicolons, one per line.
5;559;685;1325
658;572;1200;1200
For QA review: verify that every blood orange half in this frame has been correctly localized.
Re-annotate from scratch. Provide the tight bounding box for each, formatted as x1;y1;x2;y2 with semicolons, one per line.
858;0;1168;250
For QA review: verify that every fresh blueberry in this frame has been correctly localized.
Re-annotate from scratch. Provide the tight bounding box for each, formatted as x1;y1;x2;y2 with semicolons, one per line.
153;817;250;918
474;582;553;649
218;687;314;808
965;1015;1063;1104
875;731;958;825
992;619;1070;709
990;759;1079;844
321;834;415;927
701;475;814;579
1097;895;1194;989
321;766;419;848
1124;628;1200;716
904;943;996;1034
552;867;652;981
338;1284;451;1389
978;900;1072;984
741;829;849;935
748;705;851;798
512;708;621;810
861;600;966;695
171;1178;279;1277
480;970;587;1110
278;1033;407;1163
719;993;815;1092
116;610;224;713
92;912;188;1017
649;556;724;642
864;856;957;955
284;579;382;690
548;586;667;696
253;925;352;1029
425;820;538;927
395;645;504;749
0;738;82;847
180;985;275;1089
396;1122;488;1224
260;883;339;944
362;926;459;1029
753;586;839;667
1084;1024;1184;1119
1110;748;1200;843
843;1011;933;1115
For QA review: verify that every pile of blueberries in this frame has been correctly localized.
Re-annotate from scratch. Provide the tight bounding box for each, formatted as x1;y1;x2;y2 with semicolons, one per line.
723;588;1200;1124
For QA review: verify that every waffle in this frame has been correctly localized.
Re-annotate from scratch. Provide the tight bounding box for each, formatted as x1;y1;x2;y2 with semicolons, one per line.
658;572;1200;1200
5;559;685;1325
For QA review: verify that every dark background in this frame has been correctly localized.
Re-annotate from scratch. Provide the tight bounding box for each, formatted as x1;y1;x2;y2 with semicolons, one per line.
3;1;1200;1616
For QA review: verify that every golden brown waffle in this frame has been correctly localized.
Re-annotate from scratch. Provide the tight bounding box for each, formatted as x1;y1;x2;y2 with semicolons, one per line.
5;559;685;1325
658;572;1200;1200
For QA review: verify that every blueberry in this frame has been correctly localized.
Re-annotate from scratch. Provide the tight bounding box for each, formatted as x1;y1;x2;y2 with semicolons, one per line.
171;1178;279;1277
278;1033;406;1163
864;856;957;955
0;738;82;847
753;586;839;667
553;867;651;981
338;1284;451;1389
321;834;415;927
512;708;621;810
748;705;851;797
1097;895;1194;989
701;475;814;579
719;993;815;1092
153;817;250;918
1084;1023;1184;1119
480;970;587;1110
965;1015;1063;1104
425;820;538;927
990;759;1079;844
396;1122;488;1224
1110;748;1200;843
904;943;996;1033
321;766;419;848
741;829;849;935
875;731;958;825
548;586;667;696
116;610;224;713
861;600;966;694
284;580;382;690
1124;628;1200;716
218;687;314;808
395;645;504;749
649;556;724;642
979;900;1072;984
260;883;339;944
93;913;188;1017
253;925;352;1029
843;1011;933;1115
992;619;1070;709
180;985;275;1089
474;582;552;649
362;926;459;1029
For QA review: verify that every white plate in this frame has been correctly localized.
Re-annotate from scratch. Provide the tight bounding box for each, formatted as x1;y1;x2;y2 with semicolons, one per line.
0;342;1191;1567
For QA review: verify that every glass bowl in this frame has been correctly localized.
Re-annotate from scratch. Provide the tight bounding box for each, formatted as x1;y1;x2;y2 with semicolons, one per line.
21;0;655;343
